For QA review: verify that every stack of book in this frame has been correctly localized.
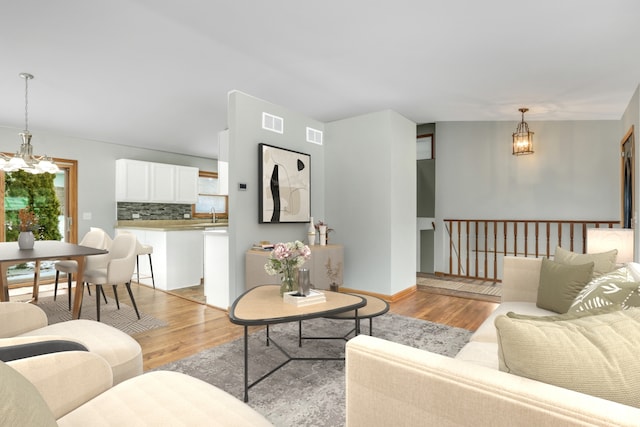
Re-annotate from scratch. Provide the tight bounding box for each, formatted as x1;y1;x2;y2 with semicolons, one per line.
283;290;326;307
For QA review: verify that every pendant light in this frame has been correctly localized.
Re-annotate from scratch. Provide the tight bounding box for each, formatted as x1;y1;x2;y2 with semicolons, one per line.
0;73;60;174
512;107;534;156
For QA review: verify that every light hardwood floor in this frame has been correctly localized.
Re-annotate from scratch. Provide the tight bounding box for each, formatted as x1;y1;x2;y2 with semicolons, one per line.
122;283;499;371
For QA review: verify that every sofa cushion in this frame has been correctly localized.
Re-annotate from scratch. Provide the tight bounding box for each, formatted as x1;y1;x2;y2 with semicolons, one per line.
469;302;554;343
495;308;640;408
507;304;622;321
554;246;617;277
0;361;57;426
537;258;594;313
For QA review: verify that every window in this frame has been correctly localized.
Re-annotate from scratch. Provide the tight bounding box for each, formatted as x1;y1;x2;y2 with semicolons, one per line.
192;171;228;220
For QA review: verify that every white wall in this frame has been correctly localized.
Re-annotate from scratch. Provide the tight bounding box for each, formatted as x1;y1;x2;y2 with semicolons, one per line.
0;126;216;238
434;119;623;273
325;110;416;296
226;91;325;303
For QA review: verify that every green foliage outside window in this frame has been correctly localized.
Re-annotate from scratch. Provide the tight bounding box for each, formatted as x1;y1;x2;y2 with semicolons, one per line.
4;170;62;242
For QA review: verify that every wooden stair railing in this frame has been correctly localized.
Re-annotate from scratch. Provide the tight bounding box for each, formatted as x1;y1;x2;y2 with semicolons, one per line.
442;219;620;282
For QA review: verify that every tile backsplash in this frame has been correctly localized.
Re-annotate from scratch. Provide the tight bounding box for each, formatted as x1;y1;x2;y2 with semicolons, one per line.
117;202;192;220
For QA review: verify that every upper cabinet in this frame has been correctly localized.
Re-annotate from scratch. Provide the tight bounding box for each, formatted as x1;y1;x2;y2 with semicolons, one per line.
116;159;198;204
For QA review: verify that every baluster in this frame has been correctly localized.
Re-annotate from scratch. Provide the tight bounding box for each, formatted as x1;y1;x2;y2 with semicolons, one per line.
557;223;562;252
457;221;462;275
569;223;575;252
447;220;453;276
465;221;470;278
474;221;479;279
546;222;551;257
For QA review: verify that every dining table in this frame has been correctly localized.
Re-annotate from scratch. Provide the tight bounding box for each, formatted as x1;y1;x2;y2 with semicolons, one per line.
0;240;108;319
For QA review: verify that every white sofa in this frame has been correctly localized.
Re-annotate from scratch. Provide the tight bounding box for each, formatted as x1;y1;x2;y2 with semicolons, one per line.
345;256;640;426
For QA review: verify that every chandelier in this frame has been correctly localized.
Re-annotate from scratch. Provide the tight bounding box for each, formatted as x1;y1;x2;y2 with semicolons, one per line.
0;73;60;174
512;107;534;156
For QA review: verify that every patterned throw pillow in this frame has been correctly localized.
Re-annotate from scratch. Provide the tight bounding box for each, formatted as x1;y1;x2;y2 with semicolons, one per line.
569;267;640;313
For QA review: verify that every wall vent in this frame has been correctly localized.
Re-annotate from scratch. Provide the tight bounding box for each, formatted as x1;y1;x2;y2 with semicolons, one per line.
262;112;284;134
306;127;323;145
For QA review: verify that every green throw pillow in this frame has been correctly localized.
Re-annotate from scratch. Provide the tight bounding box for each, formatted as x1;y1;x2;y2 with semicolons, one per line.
537;258;594;313
506;304;621;321
568;268;640;313
495;308;640;408
554;246;617;277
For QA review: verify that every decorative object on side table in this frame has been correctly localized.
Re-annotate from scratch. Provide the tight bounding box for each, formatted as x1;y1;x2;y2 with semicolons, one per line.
17;207;38;250
264;240;311;296
307;217;316;246
326;257;342;292
314;220;334;245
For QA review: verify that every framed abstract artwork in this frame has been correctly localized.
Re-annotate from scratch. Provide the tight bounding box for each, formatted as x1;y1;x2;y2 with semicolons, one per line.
258;143;311;223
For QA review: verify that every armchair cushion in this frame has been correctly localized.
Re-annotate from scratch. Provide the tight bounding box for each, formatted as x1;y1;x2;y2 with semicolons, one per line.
0;302;48;338
0;360;57;426
495;307;640;408
536;258;593;313
0;339;88;362
8;351;113;419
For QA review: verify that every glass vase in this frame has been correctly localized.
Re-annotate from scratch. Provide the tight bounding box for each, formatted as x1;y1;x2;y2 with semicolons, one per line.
280;271;298;296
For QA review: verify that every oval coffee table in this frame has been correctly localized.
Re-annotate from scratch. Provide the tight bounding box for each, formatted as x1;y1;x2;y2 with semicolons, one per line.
324;293;390;336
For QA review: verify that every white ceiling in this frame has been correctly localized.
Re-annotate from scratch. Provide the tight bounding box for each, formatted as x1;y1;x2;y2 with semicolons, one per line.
1;0;640;159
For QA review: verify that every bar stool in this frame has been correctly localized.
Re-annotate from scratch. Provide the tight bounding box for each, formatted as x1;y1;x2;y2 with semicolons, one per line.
136;241;155;289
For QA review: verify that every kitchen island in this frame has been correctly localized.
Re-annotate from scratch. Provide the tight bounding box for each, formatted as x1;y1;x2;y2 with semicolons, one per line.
115;220;227;291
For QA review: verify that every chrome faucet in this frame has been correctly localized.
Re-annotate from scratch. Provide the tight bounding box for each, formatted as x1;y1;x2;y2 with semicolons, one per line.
211;206;217;223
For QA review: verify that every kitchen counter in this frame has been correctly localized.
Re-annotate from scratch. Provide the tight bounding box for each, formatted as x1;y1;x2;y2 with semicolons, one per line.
116;219;228;231
114;223;215;290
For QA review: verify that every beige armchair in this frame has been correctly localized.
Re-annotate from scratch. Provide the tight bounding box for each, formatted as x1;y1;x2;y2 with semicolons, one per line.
0;301;142;384
1;351;272;426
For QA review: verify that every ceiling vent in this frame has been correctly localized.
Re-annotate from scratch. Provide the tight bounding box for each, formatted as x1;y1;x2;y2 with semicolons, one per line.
262;112;284;134
306;127;323;145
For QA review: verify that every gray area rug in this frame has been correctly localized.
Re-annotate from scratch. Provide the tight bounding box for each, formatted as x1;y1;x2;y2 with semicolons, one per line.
157;313;472;427
35;294;167;336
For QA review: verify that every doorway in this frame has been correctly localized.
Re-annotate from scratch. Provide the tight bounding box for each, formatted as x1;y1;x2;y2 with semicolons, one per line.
0;157;78;286
621;126;634;228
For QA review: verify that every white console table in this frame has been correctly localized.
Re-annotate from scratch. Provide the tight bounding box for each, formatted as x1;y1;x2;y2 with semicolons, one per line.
245;244;343;290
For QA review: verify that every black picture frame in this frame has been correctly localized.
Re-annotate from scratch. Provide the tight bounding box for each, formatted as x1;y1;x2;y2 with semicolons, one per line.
258;143;311;223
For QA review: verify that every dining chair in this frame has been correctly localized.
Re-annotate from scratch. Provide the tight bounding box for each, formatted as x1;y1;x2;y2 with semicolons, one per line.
52;228;109;310
82;233;140;322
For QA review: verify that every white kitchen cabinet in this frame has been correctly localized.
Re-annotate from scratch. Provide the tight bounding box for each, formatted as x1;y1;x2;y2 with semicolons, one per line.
116;159;198;204
150;162;176;202
203;228;229;309
116;159;150;202
175;166;199;203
